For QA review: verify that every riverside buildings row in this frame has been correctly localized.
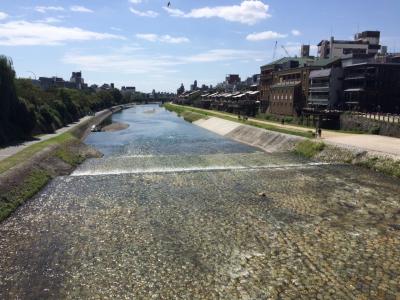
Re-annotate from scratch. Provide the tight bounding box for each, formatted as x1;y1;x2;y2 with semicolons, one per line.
176;75;261;116
261;31;400;116
178;30;400;118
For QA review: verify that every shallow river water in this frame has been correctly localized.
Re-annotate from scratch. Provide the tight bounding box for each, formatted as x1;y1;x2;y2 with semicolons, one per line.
1;104;399;299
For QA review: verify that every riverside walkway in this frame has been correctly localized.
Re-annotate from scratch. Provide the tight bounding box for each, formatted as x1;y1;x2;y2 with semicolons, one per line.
0;116;90;162
0;109;114;162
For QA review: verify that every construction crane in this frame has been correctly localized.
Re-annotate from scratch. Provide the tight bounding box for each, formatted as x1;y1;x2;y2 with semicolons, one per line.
272;41;278;60
281;45;291;57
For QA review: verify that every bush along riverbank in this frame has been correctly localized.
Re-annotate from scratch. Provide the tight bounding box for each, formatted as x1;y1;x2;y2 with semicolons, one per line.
0;109;114;222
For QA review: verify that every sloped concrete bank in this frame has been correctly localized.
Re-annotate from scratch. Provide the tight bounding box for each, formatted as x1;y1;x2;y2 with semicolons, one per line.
194;116;400;179
0;108;121;222
194;117;305;153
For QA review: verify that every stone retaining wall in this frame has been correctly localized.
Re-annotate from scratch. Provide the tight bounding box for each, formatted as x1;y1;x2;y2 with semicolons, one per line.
340;114;400;138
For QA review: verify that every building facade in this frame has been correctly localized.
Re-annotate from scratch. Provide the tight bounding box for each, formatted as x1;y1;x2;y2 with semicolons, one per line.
269;81;302;115
343;63;400;113
308;67;343;109
318;31;381;59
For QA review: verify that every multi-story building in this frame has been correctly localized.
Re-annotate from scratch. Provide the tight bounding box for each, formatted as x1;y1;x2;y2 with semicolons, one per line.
70;71;85;89
37;71;87;90
121;86;136;94
343;62;400;113
260;57;315;114
261;56;341;115
269;81;302;115
307;62;343;109
190;80;198;91
225;74;241;85
318;31;381;59
269;65;311;116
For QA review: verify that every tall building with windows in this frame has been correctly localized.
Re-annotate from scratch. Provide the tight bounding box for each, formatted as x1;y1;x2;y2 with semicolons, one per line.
70;71;85;89
318;31;381;59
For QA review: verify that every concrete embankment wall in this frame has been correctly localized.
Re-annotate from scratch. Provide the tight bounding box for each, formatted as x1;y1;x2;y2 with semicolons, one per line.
71;107;121;140
194;117;304;153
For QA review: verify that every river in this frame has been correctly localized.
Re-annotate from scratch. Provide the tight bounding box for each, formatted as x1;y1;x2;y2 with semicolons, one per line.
1;104;399;299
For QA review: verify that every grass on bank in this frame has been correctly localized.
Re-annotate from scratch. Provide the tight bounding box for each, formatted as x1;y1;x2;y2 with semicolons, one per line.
0;131;78;174
0;169;51;221
357;156;400;178
54;145;86;166
294;140;325;158
164;103;314;138
181;111;207;123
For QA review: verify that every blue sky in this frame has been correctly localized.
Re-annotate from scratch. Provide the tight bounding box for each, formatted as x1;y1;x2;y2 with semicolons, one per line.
0;0;399;92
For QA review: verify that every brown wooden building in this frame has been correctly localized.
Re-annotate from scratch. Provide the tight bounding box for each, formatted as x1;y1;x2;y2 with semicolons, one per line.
260;57;340;116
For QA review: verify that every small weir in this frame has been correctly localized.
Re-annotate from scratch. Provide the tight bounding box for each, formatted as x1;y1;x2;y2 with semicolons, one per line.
1;104;399;299
71;153;333;176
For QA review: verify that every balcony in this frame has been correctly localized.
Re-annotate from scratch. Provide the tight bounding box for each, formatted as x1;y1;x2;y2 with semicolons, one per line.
308;97;329;106
309;82;329;88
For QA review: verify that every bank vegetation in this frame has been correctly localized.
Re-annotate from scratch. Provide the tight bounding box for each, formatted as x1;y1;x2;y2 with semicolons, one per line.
0;55;130;146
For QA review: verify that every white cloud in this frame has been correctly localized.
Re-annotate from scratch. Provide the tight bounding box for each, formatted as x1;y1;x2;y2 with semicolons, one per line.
0;21;125;46
136;33;189;44
163;7;185;17
136;33;158;42
163;1;270;25
291;29;301;36
185;49;266;63
0;12;8;20
129;0;143;3
35;6;64;13
246;31;287;41
62;52;179;75
129;8;158;18
36;17;63;23
70;6;93;13
62;48;266;75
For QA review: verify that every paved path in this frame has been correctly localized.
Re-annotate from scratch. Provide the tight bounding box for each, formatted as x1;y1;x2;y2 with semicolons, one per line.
0;115;93;162
175;105;400;159
323;133;400;158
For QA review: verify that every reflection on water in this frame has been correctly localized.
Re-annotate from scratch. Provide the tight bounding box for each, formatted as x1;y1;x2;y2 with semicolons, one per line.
1;104;399;299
